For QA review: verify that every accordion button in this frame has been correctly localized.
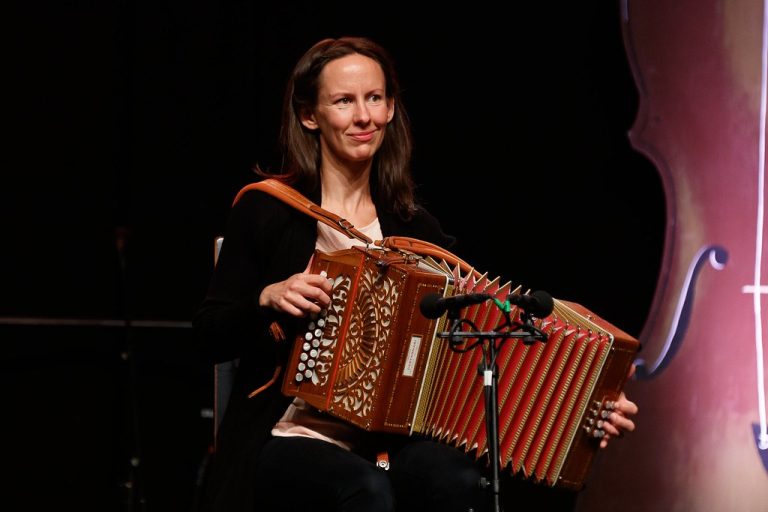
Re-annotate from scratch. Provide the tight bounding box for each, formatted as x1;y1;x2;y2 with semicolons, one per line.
305;332;312;341
315;329;323;337
298;363;306;371
295;373;304;382
317;318;326;327
300;353;308;361
310;349;318;358
308;321;316;330
307;360;315;368
303;343;311;352
312;340;320;348
304;370;313;379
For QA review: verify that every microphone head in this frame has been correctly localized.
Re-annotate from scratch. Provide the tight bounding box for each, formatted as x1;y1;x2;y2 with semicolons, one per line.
419;292;444;319
507;290;555;318
529;290;554;318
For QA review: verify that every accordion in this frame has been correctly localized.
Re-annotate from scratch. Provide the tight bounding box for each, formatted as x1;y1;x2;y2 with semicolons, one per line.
281;242;639;490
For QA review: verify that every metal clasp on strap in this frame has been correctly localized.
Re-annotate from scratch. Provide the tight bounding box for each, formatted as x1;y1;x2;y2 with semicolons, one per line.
335;217;372;244
337;217;355;234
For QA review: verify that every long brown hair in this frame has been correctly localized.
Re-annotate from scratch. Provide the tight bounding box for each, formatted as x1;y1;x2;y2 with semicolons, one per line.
264;37;416;219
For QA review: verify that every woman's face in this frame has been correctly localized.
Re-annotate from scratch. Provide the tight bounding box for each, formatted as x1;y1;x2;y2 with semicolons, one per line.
301;53;394;169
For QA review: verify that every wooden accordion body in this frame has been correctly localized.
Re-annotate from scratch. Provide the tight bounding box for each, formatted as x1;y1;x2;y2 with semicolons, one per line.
281;245;639;490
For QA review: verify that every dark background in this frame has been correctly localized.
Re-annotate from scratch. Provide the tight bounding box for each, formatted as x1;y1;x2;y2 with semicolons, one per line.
1;1;663;510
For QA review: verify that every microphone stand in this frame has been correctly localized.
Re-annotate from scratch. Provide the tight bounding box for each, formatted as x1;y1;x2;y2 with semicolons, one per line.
438;308;547;512
115;227;147;512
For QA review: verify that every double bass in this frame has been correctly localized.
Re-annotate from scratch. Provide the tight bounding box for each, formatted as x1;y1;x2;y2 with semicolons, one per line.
578;1;768;510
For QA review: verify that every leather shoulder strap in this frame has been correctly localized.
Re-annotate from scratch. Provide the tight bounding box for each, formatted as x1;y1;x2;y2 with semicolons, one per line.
375;236;474;275
233;179;373;244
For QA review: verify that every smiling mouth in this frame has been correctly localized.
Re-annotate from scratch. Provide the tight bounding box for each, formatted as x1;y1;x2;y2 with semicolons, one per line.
348;131;375;142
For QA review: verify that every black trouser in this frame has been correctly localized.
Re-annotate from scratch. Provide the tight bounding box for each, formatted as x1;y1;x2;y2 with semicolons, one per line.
253;436;487;512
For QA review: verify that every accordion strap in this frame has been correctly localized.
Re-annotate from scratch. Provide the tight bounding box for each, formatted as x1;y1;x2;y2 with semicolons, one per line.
233;180;476;273
376;236;474;275
233;179;373;244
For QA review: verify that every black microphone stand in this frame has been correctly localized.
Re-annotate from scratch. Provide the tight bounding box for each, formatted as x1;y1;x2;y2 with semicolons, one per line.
115;227;147;512
437;306;547;512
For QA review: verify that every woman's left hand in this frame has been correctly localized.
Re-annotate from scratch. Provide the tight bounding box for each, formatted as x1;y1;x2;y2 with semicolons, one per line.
599;364;639;449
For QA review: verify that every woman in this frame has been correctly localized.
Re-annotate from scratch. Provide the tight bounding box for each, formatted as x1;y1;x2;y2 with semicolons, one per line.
194;37;637;512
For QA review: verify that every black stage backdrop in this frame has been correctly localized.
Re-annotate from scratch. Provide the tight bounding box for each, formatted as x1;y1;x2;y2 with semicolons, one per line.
2;2;663;510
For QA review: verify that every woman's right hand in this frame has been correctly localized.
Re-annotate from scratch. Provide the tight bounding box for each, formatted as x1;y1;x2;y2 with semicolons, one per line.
258;263;333;317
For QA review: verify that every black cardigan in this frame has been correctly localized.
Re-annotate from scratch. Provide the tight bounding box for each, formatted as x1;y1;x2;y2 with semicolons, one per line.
193;186;455;511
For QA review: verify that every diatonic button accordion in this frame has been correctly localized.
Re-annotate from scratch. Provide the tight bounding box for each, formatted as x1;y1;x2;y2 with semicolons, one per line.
281;245;639;490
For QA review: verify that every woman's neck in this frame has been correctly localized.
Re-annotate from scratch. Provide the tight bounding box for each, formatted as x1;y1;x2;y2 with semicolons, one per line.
320;164;376;226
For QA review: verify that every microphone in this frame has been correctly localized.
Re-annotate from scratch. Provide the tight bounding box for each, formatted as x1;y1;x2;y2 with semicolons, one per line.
507;290;554;318
419;292;491;319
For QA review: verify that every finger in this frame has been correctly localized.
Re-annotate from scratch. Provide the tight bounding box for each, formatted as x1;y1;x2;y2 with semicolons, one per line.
615;394;639;416
293;277;331;303
320;275;334;295
305;286;331;308
302;273;332;287
299;275;333;303
296;299;323;315
276;297;308;318
628;363;637;379
601;420;621;438
300;256;332;293
281;293;324;317
619;401;639;416
599;433;621;449
607;411;635;433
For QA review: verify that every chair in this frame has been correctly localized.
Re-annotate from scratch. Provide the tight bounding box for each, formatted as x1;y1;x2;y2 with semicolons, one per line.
212;237;239;447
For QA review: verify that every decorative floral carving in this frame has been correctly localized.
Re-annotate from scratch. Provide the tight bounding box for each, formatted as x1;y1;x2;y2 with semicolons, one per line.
332;268;401;419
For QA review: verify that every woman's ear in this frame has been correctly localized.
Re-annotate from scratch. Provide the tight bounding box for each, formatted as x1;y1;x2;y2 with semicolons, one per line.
387;98;395;123
300;109;318;130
